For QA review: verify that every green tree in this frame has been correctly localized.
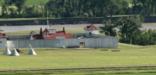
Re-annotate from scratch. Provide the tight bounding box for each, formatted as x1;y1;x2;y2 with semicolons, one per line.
132;0;156;16
133;30;156;45
4;0;25;10
23;5;45;17
45;0;65;18
100;19;118;36
4;0;26;16
116;16;142;44
45;0;129;18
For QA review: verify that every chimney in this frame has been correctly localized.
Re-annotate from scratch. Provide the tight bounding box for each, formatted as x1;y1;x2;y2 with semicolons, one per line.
40;28;43;39
63;27;65;33
40;28;43;35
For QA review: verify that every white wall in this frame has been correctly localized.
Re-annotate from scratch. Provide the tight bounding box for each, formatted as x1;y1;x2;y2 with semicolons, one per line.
7;37;118;48
0;39;6;48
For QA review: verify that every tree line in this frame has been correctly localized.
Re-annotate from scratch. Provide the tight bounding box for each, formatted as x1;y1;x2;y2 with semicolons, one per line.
100;16;156;45
0;0;156;18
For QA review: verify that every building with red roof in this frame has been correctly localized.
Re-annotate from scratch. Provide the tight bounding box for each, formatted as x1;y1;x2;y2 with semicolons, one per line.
30;27;73;40
0;30;6;39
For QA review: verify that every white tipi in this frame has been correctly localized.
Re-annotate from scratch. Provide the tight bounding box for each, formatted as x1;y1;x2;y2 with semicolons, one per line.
11;48;20;56
28;44;37;55
4;47;11;55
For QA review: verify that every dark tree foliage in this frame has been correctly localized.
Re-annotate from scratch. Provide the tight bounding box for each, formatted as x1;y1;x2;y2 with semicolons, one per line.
100;16;144;45
116;16;142;44
45;0;129;18
4;0;25;9
132;0;156;16
100;19;118;37
133;30;156;45
1;0;156;18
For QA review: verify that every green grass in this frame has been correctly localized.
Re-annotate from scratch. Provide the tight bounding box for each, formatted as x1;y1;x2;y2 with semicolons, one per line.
0;43;156;75
0;44;156;70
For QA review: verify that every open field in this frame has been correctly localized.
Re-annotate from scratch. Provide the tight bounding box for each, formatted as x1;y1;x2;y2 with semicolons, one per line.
0;44;156;74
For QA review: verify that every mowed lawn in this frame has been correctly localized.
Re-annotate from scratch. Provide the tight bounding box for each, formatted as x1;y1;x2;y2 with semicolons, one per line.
0;44;156;70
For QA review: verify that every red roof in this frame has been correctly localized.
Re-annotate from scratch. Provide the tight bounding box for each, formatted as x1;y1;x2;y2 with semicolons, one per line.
32;28;73;40
0;32;6;38
43;31;72;40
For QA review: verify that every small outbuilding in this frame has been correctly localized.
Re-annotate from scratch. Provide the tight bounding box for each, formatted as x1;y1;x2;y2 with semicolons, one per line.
84;24;100;35
30;27;73;40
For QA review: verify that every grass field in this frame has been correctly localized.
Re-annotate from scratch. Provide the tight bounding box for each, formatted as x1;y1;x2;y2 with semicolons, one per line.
0;43;156;74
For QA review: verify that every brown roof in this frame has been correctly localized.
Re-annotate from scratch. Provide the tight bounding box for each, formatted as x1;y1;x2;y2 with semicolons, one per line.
84;24;97;31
